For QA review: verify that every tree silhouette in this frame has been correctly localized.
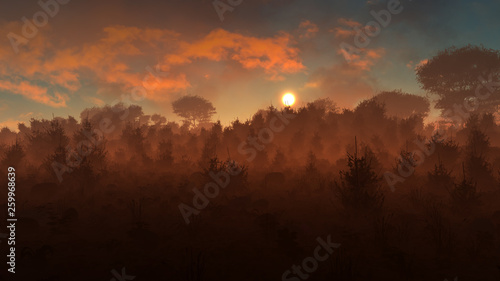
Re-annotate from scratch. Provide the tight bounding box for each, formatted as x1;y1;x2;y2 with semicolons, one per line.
373;90;430;118
172;95;216;128
464;115;495;190
335;138;384;213
416;45;500;117
157;139;174;165
427;157;454;192
72;118;107;181
26;119;69;165
450;165;480;212
1;140;25;168
199;121;222;168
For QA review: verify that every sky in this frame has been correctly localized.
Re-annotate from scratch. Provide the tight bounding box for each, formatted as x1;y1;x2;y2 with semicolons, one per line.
0;0;499;130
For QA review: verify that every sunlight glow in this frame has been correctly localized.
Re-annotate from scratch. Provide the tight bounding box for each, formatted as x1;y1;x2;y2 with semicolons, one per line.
282;93;296;106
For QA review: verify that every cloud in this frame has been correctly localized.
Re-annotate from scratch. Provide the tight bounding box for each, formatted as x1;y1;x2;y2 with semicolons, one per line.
163;28;305;81
19;112;34;118
331;18;363;38
406;59;428;70
416;59;429;69
332;27;357;38
338;18;363;28
338;47;385;71
0;119;22;131
333;16;386;71
305;40;382;108
0;111;36;131
0;80;68;107
298;20;319;39
0;24;305;105
50;71;81;92
83;96;106;106
306;63;377;108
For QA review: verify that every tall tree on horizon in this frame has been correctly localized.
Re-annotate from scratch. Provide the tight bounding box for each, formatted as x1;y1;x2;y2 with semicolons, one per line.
172;95;217;128
416;45;500;121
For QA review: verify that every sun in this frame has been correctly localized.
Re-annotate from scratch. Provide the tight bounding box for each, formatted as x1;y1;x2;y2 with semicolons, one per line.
282;93;296;106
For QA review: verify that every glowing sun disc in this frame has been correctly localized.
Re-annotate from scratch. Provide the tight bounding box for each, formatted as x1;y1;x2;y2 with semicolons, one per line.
282;93;295;106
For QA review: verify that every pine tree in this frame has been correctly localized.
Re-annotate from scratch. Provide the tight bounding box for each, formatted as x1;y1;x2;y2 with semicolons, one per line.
158;139;174;165
1;140;25;169
427;155;454;191
450;164;480;212
335;138;384;213
464;115;495;190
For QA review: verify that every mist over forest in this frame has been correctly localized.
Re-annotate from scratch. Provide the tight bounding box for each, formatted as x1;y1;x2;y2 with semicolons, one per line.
2;43;500;280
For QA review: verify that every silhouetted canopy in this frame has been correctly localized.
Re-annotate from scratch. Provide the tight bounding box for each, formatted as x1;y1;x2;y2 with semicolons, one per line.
416;45;500;117
172;95;217;128
373;90;430;118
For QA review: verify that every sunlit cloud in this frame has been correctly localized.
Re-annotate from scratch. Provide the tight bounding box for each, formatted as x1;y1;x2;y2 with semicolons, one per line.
0;23;305;106
337;47;385;71
0;80;68;108
0;119;22;131
163;28;305;81
338;18;363;28
298;20;319;39
406;59;429;70
83;96;106;106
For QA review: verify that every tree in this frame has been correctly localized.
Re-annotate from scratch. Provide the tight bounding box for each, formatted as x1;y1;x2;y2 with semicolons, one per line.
307;97;338;114
121;123;146;162
450;165;480;213
172;95;216;128
157;139;174;165
1;141;25;168
373;90;430;118
199;121;222;168
26;119;69;165
416;45;500;118
463;115;496;190
72;118;107;177
335;139;384;213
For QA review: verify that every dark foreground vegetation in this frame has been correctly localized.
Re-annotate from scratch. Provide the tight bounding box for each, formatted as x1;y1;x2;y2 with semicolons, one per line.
1;95;500;280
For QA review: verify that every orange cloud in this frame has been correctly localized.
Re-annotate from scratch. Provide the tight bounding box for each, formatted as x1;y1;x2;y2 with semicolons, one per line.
164;29;305;81
306;62;377;108
0;119;23;131
83;96;105;106
415;59;428;69
50;71;81;91
0;80;68;107
406;59;428;70
338;18;362;28
332;27;357;38
298;20;319;39
332;18;365;38
338;47;385;71
0;24;304;105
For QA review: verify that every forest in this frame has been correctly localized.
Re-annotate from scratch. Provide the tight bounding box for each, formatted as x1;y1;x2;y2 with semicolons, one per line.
1;45;500;280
